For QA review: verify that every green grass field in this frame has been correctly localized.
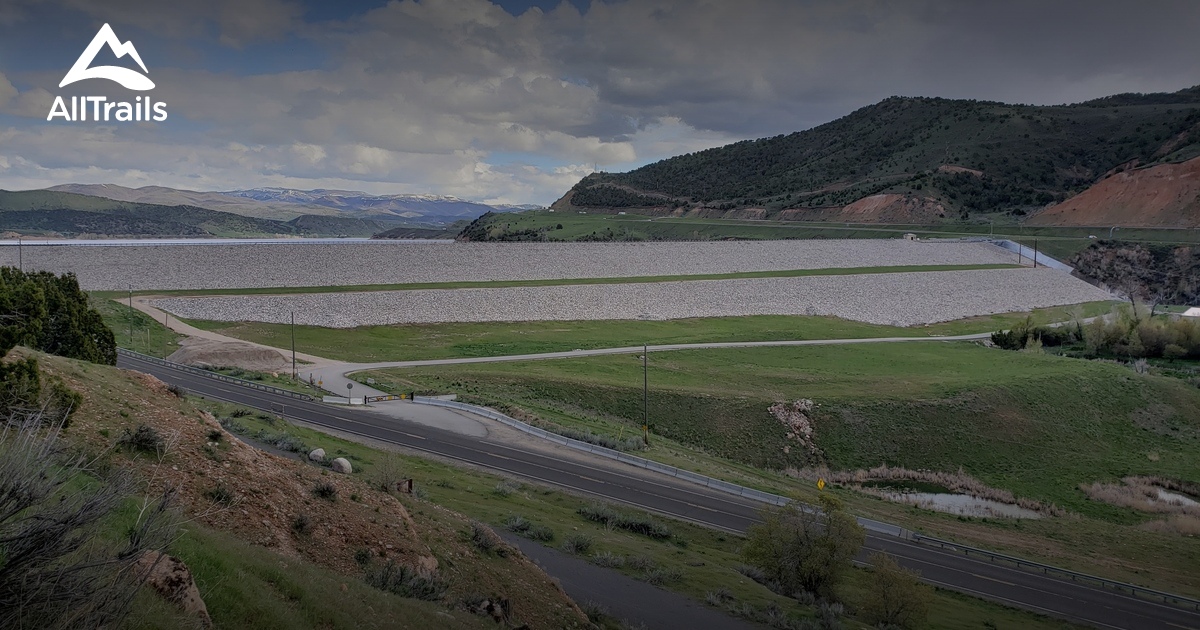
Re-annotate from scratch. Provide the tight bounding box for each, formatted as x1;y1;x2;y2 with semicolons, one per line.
365;343;1200;515
360;341;1200;595
181;301;1115;364
476;210;1200;259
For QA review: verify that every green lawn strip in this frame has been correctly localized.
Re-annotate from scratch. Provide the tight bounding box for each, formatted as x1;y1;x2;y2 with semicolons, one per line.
182;301;1116;364
95;263;1019;299
190;398;1083;629
91;294;184;358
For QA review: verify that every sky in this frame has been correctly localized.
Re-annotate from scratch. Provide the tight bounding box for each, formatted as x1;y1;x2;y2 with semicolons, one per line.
0;0;1198;205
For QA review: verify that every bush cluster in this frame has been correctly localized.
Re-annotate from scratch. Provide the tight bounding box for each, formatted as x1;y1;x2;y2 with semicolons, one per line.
363;561;446;601
577;503;672;540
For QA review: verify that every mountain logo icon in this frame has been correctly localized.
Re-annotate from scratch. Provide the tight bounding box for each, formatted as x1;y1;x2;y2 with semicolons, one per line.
59;23;154;91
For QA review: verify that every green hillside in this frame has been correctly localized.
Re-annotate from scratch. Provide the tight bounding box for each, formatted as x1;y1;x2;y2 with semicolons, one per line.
560;86;1200;218
0;190;401;238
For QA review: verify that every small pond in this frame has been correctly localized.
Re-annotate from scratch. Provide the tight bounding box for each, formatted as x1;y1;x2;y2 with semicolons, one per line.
876;491;1044;519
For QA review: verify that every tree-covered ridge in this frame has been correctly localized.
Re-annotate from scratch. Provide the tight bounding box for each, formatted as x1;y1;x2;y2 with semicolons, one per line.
564;86;1200;217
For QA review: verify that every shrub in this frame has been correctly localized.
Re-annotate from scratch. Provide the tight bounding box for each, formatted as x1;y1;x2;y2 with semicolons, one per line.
492;480;520;497
204;483;235;506
291;513;313;537
0;413;176;630
312;480;338;502
353;548;372;568
206;428;223;443
117;423;163;454
860;553;932;629
742;495;865;598
640;566;683;585
469;521;504;555
364;561;447;601
590;551;625;568
230;408;252;418
577;503;671;539
560;533;593;555
503;514;530;533
504;515;554;541
166;384;186;399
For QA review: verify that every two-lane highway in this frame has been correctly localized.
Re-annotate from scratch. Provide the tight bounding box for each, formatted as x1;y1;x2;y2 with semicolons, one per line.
118;352;1200;630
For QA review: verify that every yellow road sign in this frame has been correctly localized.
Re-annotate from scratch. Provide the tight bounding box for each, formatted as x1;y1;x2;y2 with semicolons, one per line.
817;478;826;490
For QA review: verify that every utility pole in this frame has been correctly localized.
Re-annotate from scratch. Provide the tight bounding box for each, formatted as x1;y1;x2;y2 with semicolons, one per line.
642;344;649;446
291;311;297;380
1033;239;1039;268
128;285;133;346
17;238;22;271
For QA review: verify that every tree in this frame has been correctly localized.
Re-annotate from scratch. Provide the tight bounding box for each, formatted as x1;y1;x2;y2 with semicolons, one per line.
860;552;932;629
0;268;115;364
742;493;864;598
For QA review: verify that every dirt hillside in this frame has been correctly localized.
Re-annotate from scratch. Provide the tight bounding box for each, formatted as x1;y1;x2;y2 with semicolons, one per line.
27;350;588;629
1029;157;1200;227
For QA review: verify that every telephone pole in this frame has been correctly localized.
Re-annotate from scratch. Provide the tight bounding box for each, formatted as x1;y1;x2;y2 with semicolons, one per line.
291;311;297;379
642;344;649;446
128;285;133;346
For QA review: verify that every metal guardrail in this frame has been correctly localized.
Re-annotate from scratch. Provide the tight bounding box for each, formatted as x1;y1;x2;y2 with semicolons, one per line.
116;348;318;402
415;396;1200;613
912;533;1200;611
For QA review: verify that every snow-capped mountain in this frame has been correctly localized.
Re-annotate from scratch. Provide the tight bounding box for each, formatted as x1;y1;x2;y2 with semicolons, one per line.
221;188;539;220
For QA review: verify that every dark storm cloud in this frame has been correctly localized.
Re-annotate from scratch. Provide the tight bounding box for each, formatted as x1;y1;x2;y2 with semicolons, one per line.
0;0;1197;203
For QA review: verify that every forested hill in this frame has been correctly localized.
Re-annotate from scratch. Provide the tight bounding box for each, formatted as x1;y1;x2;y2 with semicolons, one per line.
555;86;1200;222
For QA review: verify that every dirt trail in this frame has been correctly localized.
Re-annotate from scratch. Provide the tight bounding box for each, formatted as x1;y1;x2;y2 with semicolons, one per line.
125;296;341;367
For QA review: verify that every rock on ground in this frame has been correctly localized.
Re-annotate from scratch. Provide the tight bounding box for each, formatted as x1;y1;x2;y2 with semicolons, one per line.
134;551;211;627
308;448;326;462
331;457;353;474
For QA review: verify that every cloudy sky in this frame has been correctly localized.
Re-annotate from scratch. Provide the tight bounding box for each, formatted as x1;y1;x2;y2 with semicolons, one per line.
1;0;1198;205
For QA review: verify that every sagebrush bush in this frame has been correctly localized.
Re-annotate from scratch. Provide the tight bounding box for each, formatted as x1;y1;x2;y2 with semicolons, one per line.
118;423;163;454
364;561;446;601
312;480;338;502
560;533;593;555
577;503;671;539
204;483;235;506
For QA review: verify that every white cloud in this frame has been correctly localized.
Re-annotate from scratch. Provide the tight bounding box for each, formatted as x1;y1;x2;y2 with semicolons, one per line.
1;0;1198;204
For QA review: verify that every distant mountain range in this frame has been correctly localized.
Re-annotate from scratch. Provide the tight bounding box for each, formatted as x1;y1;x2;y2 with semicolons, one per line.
0;185;538;239
47;184;540;223
554;85;1200;227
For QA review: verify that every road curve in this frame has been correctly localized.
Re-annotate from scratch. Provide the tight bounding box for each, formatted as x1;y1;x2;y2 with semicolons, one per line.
118;352;1200;630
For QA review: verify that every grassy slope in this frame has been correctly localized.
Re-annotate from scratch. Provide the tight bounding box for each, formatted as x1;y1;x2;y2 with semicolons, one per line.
467;210;1200;259
125;523;491;630
38;351;586;630
564;88;1200;214
368;344;1200;511
363;342;1200;595
180;301;1115;364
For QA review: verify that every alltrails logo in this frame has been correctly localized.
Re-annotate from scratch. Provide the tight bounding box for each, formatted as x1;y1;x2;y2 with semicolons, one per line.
47;23;167;122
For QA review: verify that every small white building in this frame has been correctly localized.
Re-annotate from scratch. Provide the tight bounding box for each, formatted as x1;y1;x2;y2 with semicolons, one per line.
1183;307;1200;318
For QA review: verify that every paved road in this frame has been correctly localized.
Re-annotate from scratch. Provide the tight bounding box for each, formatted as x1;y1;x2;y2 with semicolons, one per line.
118;352;1200;630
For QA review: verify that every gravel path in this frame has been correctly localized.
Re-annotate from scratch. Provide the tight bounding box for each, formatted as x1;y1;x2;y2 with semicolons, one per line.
155;267;1111;327
0;240;1015;291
